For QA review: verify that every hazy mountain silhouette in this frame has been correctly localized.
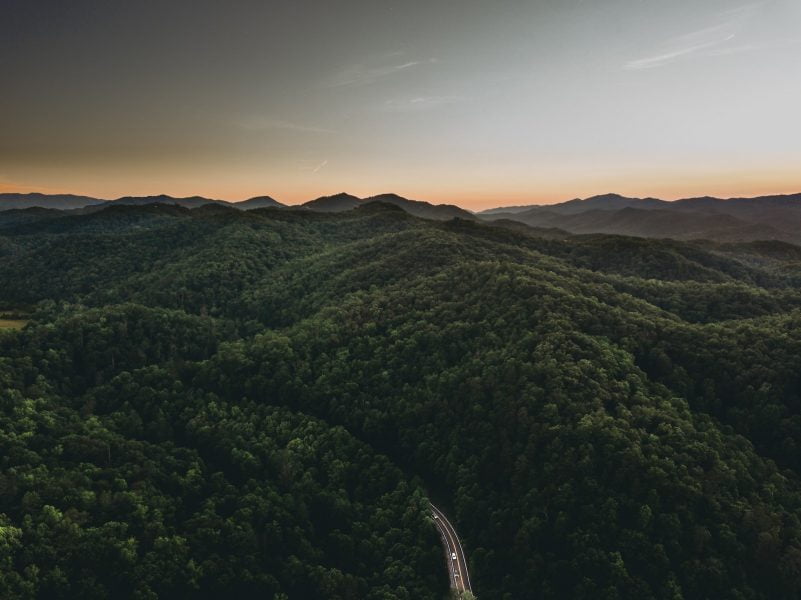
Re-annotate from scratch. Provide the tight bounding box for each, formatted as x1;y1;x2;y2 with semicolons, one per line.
109;194;226;209
481;193;669;216
362;193;475;221
0;193;287;212
481;192;801;243
302;192;362;212
480;204;545;215
0;193;105;211
302;192;475;221
4;190;801;242
235;196;285;209
546;193;669;214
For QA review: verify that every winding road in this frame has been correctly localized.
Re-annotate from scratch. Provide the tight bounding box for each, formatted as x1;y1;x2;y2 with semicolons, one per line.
431;503;473;596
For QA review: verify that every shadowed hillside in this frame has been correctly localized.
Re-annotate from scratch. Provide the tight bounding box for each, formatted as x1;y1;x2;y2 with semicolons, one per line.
481;193;801;244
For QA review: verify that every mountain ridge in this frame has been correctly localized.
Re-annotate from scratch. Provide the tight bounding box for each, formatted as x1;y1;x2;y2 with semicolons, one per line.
0;192;287;212
479;191;801;215
479;192;801;243
5;190;801;214
4;190;801;242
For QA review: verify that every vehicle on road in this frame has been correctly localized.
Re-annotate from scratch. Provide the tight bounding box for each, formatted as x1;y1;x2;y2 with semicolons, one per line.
432;502;473;595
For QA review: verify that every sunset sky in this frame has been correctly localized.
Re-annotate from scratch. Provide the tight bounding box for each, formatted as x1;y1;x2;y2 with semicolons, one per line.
2;0;800;210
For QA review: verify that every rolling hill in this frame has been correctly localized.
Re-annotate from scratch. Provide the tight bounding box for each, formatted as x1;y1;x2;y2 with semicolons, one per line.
301;192;475;221
0;192;105;211
302;192;362;212
233;195;285;209
481;192;801;243
10;191;800;242
0;193;287;212
362;193;475;220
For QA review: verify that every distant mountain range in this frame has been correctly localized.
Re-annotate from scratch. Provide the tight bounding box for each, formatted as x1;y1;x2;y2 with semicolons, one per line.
302;192;362;212
3;190;801;243
300;192;474;220
0;193;107;211
0;193;277;212
479;192;801;244
234;196;284;210
0;191;475;222
361;193;473;221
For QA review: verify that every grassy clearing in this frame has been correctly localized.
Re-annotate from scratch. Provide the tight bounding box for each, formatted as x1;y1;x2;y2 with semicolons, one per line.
0;318;27;330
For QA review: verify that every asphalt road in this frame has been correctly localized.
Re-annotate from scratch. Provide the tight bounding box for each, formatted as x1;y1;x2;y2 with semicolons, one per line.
431;503;473;595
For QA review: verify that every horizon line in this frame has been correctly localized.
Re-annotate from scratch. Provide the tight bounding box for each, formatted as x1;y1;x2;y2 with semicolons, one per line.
3;188;801;213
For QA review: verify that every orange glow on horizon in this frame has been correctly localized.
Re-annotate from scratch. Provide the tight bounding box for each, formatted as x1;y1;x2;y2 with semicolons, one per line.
3;170;801;211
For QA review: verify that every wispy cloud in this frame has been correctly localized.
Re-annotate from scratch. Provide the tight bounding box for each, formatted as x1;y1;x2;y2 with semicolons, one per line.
706;37;801;56
625;2;766;70
382;95;463;112
324;55;437;88
625;32;736;70
236;117;336;134
295;159;330;174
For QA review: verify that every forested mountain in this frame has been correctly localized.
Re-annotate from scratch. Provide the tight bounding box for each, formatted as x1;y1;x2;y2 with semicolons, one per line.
480;192;801;244
3;202;801;598
302;192;363;212
10;190;799;237
484;206;794;243
362;194;475;221
236;196;285;210
0;193;285;212
499;193;669;215
0;193;106;211
302;192;475;220
1;191;466;220
110;195;230;209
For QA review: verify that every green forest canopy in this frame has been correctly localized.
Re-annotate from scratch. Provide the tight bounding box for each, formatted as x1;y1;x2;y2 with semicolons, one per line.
2;202;801;598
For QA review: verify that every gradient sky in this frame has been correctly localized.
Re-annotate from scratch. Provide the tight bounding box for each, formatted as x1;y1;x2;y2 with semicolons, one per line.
2;0;800;209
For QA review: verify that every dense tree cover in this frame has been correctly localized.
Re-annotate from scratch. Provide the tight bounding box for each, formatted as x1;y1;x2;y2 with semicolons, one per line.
3;202;801;598
0;306;443;599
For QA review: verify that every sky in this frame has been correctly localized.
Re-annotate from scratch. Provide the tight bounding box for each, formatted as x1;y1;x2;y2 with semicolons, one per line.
1;0;800;210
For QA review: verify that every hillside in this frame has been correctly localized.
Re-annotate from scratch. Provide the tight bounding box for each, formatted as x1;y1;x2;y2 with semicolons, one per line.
302;192;475;221
2;204;801;598
485;206;795;243
481;192;801;243
362;193;475;221
0;193;284;212
234;195;285;209
0;193;105;211
302;192;362;212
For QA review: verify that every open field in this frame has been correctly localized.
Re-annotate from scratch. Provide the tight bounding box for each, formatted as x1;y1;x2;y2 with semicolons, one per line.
0;318;27;330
